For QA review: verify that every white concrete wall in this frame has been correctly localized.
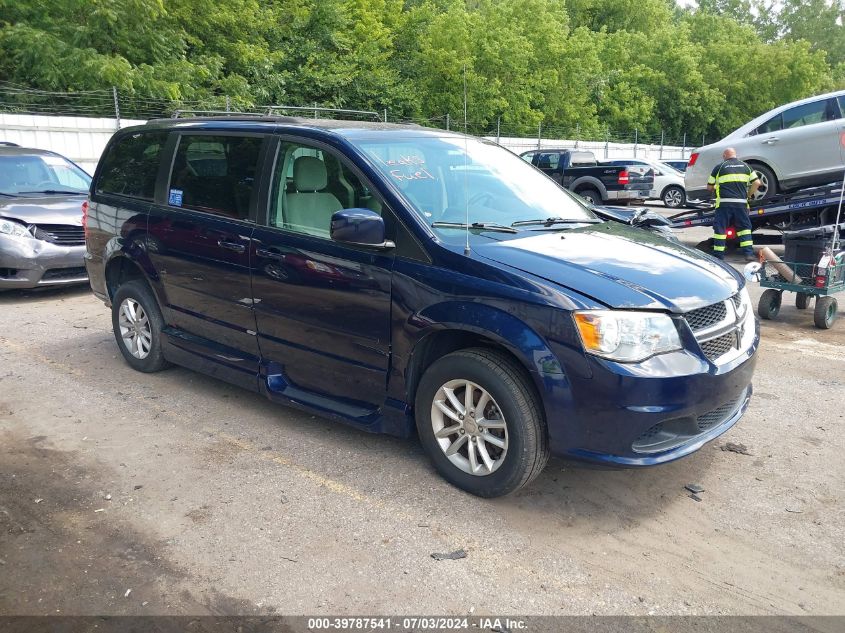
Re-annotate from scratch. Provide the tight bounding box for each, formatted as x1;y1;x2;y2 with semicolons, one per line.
490;136;691;160
0;114;691;175
0;113;145;174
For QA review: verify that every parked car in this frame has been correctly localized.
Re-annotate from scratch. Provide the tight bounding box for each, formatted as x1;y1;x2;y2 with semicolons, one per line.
603;158;688;208
686;90;845;201
519;149;653;205
0;146;91;289
86;117;758;497
661;159;689;173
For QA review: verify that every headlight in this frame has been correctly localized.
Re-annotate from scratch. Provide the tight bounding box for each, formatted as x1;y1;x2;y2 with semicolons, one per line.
0;218;33;239
573;310;682;362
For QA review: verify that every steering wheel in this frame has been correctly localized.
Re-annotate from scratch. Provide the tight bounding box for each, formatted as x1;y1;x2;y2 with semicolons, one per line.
468;191;494;207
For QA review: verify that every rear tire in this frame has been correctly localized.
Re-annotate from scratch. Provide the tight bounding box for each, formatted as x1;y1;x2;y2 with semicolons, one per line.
758;289;781;320
414;348;549;497
662;185;686;209
749;163;777;201
814;296;838;329
795;293;812;310
577;188;602;205
111;280;171;373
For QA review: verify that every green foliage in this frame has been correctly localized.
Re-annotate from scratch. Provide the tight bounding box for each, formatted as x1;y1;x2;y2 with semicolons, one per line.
0;0;841;142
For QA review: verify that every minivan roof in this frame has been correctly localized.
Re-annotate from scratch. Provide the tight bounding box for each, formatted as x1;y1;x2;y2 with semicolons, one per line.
141;115;463;141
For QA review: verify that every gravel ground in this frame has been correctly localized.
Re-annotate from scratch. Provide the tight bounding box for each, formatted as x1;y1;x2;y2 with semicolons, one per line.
1;227;844;617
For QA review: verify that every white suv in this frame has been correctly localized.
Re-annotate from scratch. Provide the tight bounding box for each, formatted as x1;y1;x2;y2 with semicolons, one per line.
685;90;845;201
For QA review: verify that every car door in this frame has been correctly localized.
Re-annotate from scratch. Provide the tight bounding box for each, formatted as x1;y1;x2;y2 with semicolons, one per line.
749;97;842;183
146;131;269;390
250;137;394;418
533;151;563;183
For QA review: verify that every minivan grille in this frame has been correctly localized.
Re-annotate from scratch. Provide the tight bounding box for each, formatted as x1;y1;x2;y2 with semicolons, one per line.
683;293;748;363
700;331;737;361
31;224;85;246
685;301;727;332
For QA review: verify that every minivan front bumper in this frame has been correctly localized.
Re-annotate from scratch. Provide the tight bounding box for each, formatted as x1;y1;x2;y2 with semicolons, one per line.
0;235;87;289
547;332;759;466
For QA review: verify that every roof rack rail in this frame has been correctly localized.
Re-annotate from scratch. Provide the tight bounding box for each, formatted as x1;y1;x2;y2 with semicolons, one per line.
265;106;384;121
170;110;265;119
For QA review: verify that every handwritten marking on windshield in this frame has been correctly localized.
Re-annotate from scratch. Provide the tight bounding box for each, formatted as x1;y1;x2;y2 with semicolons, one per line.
390;168;435;182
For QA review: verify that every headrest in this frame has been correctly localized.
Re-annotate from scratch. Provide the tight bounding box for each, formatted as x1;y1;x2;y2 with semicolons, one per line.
293;156;327;192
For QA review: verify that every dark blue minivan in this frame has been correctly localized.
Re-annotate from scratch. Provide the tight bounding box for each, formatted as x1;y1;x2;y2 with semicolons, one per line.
84;117;758;497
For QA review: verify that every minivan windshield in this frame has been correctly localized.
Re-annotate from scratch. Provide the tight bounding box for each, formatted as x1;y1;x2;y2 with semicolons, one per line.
0;153;91;195
352;136;597;237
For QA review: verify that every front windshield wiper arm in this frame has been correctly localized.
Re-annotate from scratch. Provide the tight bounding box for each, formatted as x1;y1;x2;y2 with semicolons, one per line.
511;217;601;227
19;189;85;195
0;191;16;198
431;221;518;234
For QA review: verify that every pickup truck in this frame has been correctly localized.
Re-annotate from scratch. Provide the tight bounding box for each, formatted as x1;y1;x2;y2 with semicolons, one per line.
520;148;653;205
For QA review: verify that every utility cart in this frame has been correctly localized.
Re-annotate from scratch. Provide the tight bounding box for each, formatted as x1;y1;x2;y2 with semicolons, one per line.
756;224;845;329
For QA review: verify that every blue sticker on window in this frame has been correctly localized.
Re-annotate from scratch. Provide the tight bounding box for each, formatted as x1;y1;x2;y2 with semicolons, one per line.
168;189;183;207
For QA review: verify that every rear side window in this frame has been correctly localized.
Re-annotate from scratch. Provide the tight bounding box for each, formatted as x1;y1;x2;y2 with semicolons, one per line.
96;131;168;200
168;134;262;220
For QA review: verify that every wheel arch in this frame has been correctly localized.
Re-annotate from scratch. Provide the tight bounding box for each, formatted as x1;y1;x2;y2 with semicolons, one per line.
570;177;607;199
404;304;567;409
744;159;780;185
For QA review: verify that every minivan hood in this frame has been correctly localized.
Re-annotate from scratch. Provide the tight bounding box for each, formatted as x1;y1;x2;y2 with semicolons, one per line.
474;223;740;311
0;194;85;225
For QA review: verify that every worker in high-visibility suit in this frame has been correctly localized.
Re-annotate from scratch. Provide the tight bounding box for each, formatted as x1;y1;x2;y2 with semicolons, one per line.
707;148;761;262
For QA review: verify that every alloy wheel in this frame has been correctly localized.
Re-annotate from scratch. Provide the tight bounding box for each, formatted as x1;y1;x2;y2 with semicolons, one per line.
118;297;152;359
430;379;509;476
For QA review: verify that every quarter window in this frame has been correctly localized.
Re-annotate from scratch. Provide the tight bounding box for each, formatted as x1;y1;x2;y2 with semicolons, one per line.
168;134;262;220
97;131;167;200
269;142;381;238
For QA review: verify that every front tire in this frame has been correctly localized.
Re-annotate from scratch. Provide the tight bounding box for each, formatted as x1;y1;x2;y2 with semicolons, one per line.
111;280;171;373
758;289;782;320
414;348;549;497
662;185;686;208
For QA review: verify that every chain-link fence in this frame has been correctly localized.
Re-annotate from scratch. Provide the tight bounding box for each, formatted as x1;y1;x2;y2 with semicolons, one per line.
0;81;702;168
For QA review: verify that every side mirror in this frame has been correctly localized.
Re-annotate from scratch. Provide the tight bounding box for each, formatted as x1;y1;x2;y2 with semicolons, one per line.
330;208;394;249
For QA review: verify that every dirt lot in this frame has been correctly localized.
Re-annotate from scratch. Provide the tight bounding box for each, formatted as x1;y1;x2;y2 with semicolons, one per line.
1;230;844;617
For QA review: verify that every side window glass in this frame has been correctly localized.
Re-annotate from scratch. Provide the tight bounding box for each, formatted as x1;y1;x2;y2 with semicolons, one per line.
168;134;262;219
520;152;535;163
755;114;782;135
835;96;845;120
97;131;168;200
537;153;560;169
782;100;829;129
269;141;381;238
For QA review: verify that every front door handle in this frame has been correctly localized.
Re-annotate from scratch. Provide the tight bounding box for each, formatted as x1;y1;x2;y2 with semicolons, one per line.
255;247;285;260
762;137;780;144
218;240;246;253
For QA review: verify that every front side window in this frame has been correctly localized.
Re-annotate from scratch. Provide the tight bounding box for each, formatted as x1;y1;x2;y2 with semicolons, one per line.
351;135;596;241
0;153;91;195
837;96;845;119
753;114;782;135
97;131;166;200
781;99;833;129
168;134;262;219
269;141;382;238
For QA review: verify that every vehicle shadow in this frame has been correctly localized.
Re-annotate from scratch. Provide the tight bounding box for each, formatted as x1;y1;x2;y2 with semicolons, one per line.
31;327;724;533
0;284;93;305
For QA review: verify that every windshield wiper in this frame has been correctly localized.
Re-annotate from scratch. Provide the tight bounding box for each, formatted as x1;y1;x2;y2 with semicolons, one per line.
511;217;600;227
19;189;85;195
431;221;518;234
0;191;16;198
